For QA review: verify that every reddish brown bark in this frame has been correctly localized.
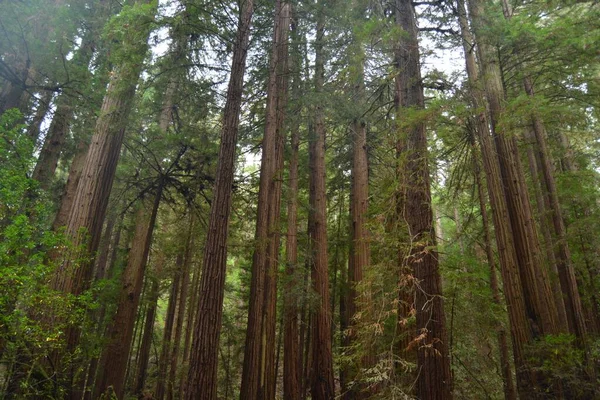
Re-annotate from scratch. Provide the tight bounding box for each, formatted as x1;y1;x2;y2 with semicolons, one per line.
156;260;182;400
395;1;452;398
458;0;537;396
167;214;194;400
93;185;162;399
467;0;561;342
240;2;290;399
283;29;301;399
183;1;254;398
308;8;335;399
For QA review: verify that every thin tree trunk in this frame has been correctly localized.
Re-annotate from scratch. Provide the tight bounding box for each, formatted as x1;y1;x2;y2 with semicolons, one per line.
93;183;163;399
26;90;52;144
184;0;254;398
167;214;195;400
156;260;182;400
134;253;165;397
309;7;335;399
395;1;452;398
32;35;95;189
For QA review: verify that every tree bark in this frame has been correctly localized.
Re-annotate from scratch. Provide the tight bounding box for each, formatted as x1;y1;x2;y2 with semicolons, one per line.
156;259;182;400
309;7;335;399
134;253;166;397
183;0;254;398
240;2;290;399
93;183;163;399
167;213;195;400
395;1;453;398
457;0;538;395
467;0;560;341
283;27;301;399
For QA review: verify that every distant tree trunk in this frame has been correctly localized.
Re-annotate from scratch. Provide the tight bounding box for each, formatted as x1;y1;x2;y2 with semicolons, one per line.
32;35;95;189
156;260;182;400
240;2;290;399
167;214;195;400
395;1;452;399
183;0;254;398
93;183;162;399
309;7;335;399
523;78;588;344
134;253;166;397
344;118;371;400
457;0;537;395
472;142;518;400
524;129;569;332
283;39;301;400
26;91;52;144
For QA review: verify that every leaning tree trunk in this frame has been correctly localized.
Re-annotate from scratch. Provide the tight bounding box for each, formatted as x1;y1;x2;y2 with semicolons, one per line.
457;0;537;396
93;183;163;399
183;0;254;398
467;0;561;341
395;1;453;398
48;5;157;386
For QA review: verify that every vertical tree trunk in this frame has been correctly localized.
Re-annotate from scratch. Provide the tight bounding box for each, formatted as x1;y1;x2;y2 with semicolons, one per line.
156;261;182;400
309;6;335;399
524;78;588;344
93;184;163;399
524;129;569;332
32;35;95;189
240;2;290;399
134;253;165;397
283;35;301;399
472;143;518;400
26;90;52;144
167;214;195;400
395;1;452;398
183;0;254;397
457;0;538;395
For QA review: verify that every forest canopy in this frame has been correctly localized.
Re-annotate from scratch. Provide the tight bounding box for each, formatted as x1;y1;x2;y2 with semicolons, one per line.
1;0;599;399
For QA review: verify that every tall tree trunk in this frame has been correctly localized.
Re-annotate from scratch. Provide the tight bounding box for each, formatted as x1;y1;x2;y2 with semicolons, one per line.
344;118;371;400
32;35;95;189
167;214;195;400
240;2;290;399
524;129;569;332
26;90;52;144
48;5;157;385
395;1;452;398
523;78;588;344
472;142;518;400
467;0;560;340
156;260;182;400
184;0;254;398
93;183;163;399
309;7;335;399
283;35;301;400
134;253;165;397
457;0;538;395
